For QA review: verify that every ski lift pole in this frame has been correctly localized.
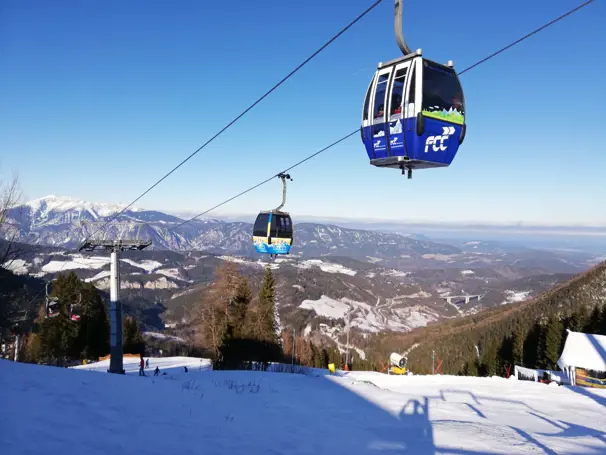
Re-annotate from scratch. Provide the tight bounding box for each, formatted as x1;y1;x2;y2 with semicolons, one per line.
274;173;292;212
394;0;412;56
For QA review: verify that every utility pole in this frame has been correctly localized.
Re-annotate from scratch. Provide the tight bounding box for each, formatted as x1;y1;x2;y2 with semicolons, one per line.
432;350;435;375
79;239;151;374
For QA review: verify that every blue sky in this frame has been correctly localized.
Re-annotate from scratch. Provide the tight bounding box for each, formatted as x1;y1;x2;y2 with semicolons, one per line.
1;0;605;226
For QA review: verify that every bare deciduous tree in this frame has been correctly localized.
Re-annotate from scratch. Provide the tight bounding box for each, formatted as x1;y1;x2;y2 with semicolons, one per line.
0;173;23;265
190;262;241;356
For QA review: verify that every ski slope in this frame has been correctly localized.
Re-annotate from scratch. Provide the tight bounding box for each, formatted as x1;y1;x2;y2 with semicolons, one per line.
73;355;211;375
2;358;606;454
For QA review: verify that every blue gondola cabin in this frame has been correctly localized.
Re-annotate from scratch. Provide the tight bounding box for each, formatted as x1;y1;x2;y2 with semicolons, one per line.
361;50;466;177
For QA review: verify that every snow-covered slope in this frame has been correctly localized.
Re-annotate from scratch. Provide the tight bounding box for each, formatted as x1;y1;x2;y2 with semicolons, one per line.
2;358;605;454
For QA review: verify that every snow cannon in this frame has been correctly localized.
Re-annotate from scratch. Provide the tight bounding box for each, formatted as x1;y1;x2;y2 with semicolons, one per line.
389;352;408;375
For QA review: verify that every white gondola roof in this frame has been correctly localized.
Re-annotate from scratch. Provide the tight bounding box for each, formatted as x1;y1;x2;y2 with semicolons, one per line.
557;329;606;372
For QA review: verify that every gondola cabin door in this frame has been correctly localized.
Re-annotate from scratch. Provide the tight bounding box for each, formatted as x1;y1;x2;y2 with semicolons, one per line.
385;60;416;160
368;66;392;160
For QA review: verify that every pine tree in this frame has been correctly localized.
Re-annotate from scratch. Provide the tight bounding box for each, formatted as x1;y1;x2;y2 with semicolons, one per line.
523;322;542;368
37;272;82;364
321;348;329;369
312;342;323;368
480;342;499;376
254;266;278;344
229;277;251;338
568;306;588;332
543;316;563;370
79;283;109;359
123;316;145;354
512;327;525;367
599;306;606;335
534;324;546;369
584;306;601;334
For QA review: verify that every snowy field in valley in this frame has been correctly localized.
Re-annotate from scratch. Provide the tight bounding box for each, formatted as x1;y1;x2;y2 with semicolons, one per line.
1;357;606;454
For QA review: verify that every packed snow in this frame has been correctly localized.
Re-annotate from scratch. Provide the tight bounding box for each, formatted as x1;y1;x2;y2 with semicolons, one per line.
41;255;111;272
460;269;475;275
299;295;350;319
558;330;606;372
2;358;606;454
156;267;191;282
2;259;30;275
300;294;439;333
84;270;111;283
218;255;279;270
120;258;163;272
502;290;532;305
295;259;357;276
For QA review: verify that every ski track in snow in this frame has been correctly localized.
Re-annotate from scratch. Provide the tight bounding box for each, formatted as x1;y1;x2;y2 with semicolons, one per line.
1;357;606;455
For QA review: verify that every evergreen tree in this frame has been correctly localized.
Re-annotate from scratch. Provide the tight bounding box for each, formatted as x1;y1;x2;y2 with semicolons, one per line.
321;348;329;369
543;316;564;370
568;306;588;332
229;277;251;338
37;272;83;364
312;342;323;368
497;335;513;370
523;322;542;368
599;306;606;335
462;359;479;376
123;316;145;354
480;342;499;376
534;324;547;369
254;266;278;344
584;306;601;334
512;327;525;367
79;283;109;359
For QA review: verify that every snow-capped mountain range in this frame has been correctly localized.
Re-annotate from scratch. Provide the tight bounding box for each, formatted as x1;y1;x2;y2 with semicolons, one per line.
3;195;597;272
1;195;599;348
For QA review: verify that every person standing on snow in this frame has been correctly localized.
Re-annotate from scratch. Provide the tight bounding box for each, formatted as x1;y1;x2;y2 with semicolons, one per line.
139;353;145;376
145;358;149;368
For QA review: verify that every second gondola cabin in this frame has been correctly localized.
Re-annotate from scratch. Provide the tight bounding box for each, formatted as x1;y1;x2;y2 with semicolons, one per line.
252;210;293;256
361;50;466;177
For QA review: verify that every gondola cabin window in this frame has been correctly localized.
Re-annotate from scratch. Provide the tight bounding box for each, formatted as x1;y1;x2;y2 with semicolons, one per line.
421;60;464;124
253;213;270;237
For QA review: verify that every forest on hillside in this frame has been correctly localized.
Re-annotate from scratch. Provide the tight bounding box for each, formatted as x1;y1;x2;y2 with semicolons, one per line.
362;261;606;375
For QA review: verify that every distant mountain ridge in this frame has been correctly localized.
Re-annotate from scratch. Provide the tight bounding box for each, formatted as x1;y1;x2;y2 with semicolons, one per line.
2;195;597;274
